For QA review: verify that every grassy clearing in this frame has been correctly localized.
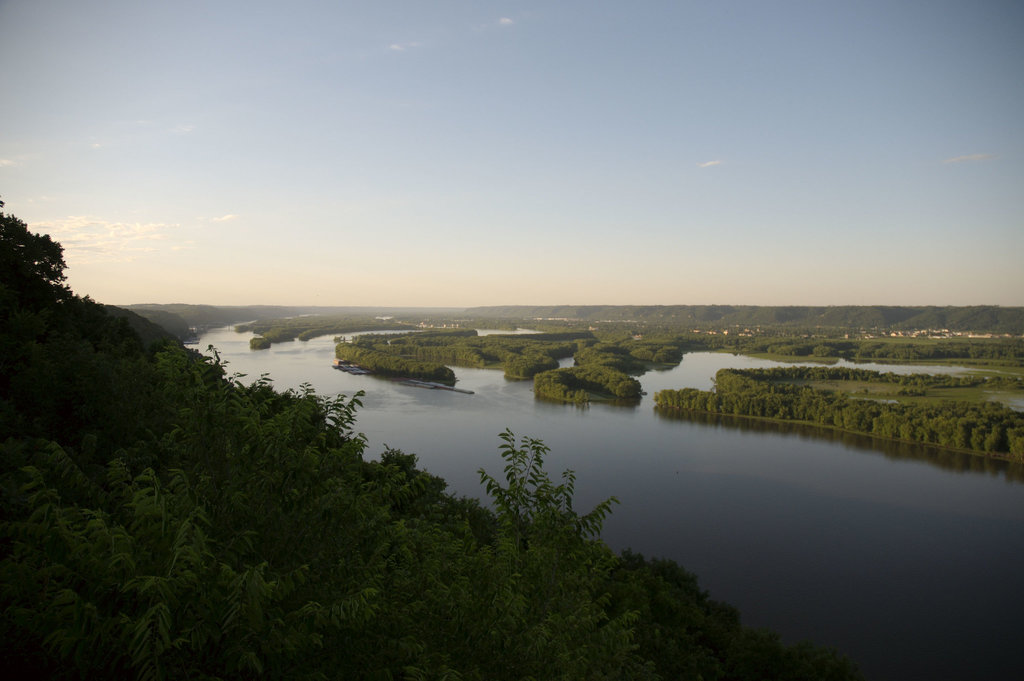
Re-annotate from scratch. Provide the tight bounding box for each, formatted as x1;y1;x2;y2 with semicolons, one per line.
739;351;839;364
778;378;1024;408
731;349;1024;377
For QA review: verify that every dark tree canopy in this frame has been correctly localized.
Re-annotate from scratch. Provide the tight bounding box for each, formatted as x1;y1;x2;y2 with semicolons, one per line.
0;207;69;310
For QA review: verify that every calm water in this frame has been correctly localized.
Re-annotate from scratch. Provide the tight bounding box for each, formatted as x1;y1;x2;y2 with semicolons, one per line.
200;328;1024;681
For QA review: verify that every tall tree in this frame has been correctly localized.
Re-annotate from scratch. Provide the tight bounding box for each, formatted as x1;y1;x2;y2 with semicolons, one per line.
0;204;70;311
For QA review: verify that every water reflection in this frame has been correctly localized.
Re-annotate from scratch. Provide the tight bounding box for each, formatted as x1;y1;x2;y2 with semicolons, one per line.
654;408;1024;483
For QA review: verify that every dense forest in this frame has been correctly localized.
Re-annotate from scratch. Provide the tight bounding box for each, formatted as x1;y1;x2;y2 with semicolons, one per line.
530;340;668;403
654;367;1024;458
2;205;867;677
335;343;459;384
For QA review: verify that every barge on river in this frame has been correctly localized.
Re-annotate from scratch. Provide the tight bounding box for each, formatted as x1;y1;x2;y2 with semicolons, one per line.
332;359;372;375
394;379;474;395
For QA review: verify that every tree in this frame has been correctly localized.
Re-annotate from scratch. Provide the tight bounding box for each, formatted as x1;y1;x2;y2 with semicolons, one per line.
0;205;70;311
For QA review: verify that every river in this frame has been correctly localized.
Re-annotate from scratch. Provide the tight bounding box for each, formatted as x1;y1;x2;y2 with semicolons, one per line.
199;327;1024;681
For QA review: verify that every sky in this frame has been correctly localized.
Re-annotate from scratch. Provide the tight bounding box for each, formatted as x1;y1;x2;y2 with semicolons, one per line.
1;0;1022;307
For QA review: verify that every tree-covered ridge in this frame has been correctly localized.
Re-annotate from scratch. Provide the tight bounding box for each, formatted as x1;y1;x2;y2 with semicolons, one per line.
466;305;1024;334
654;367;1024;459
2;203;865;679
128;304;465;333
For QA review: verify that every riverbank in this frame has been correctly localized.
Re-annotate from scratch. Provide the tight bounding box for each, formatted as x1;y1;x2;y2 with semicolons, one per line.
654;367;1024;461
655;403;1024;465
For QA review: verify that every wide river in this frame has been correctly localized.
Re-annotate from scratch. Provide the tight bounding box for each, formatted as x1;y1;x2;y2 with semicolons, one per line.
200;327;1023;681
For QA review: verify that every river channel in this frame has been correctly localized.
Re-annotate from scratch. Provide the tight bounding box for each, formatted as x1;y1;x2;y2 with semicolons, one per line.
199;327;1024;681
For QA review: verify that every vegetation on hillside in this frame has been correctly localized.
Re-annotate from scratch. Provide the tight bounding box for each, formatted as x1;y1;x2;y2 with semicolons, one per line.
1;203;864;679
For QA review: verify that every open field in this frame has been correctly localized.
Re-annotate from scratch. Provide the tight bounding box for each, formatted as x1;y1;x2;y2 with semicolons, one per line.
737;350;1024;377
781;378;1024;410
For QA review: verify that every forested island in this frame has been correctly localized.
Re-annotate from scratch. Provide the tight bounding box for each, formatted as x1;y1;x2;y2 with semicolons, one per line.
655;367;1024;458
331;330;678;403
2;206;875;677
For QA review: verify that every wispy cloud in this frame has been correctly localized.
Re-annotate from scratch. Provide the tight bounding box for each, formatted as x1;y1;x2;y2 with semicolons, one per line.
473;16;519;31
171;124;195;134
697;160;722;168
0;158;16;167
942;153;996;164
211;214;239;223
388;41;422;52
31;216;187;264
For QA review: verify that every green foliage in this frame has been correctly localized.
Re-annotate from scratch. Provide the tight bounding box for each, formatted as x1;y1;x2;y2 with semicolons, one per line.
529;337;660;403
1;205;866;679
655;367;1024;459
364;330;587;379
1;208;70;311
605;551;863;681
501;350;560;379
534;369;591;403
534;365;643;403
331;329;681;400
336;343;457;384
575;342;646;374
469;431;650;680
236;316;416;346
693;334;1024;367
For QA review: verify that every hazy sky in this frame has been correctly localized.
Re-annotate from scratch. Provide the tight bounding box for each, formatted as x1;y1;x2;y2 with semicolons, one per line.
2;1;1022;307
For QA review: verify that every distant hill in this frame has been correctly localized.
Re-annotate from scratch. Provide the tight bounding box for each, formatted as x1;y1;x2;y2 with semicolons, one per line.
128;304;305;331
119;307;191;340
102;305;182;346
463;305;1024;334
127;303;1024;335
127;304;465;332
